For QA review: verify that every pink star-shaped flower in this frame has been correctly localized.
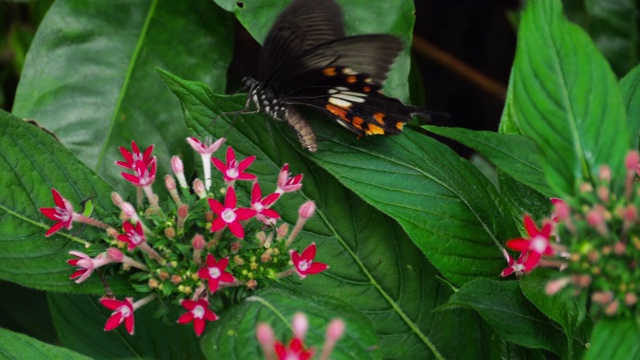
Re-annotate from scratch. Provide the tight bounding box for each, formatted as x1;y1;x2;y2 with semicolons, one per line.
506;214;554;272
67;251;112;283
251;183;280;225
187;136;225;156
211;146;257;182
276;164;303;194
117;221;146;250
115;141;155;170
177;298;218;337
500;250;526;277
101;297;135;335
121;158;157;187
275;338;313;360
198;254;234;293
290;243;328;279
208;187;256;239
39;188;76;237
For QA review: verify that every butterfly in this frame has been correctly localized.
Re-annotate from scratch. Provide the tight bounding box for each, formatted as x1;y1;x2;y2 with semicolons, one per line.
242;0;434;152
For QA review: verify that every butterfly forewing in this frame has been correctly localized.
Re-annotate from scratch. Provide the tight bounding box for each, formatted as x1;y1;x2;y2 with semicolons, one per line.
244;0;435;151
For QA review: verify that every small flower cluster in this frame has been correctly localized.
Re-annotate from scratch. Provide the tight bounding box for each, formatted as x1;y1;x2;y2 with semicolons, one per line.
501;151;640;318
40;137;328;336
256;312;345;360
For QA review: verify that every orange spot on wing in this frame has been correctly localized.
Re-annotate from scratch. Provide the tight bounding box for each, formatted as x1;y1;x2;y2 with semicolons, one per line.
323;67;337;76
326;104;349;121
362;86;371;92
352;116;364;126
373;112;386;125
346;75;357;84
365;124;385;135
396;122;405;130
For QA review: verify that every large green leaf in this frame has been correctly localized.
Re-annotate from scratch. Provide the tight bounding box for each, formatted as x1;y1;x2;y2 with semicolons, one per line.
213;0;416;102
202;288;378;359
424;125;553;196
160;71;494;359
11;0;234;194
443;279;567;358
510;0;628;196
0;327;90;360
620;64;640;149
0;111;126;293
585;0;638;77
584;318;640;360
49;293;203;359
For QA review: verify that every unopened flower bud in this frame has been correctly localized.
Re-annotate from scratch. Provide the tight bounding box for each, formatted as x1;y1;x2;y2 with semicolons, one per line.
245;279;257;290
171;275;182;285
193;179;207;199
599;165;611;182
625;151;639;172
299;201;316;219
164;227;175;239
625;292;638;306
277;223;289;240
597;186;609;203
121;202;137;221
158;270;169;280
107;227;120;238
320;318;346;359
149;278;159;288
233;255;245;265
614;241;626;255
256;323;276;359
192;234;206;250
230;241;242;253
171;156;189;189
586;209;609;237
545;277;571;295
111;192;124;206
604;300;619;316
292;312;308;340
579;182;593;193
107;247;123;261
260;248;272;263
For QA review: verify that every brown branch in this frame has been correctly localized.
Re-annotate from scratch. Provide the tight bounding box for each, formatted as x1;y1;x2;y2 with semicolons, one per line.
412;35;507;101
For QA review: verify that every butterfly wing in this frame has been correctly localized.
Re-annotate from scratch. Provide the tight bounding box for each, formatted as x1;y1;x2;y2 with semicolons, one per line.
260;0;345;82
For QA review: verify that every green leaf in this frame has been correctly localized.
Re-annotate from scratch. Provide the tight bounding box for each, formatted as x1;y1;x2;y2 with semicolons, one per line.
585;317;640;360
49;293;203;359
214;0;416;101
620;64;640;149
160;71;494;359
0;111;125;293
510;0;628;196
202;288;378;359
585;0;638;77
424;125;553;196
443;279;567;358
0;327;91;360
520;271;591;359
12;0;234;194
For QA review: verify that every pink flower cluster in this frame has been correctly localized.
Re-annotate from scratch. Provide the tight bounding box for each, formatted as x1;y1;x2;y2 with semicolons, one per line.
39;137;328;337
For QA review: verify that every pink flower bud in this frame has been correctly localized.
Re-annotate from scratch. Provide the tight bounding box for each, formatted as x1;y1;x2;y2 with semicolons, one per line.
192;234;206;250
165;175;176;191
326;318;345;342
292;312;308;340
298;201;316;219
625;293;638;306
121;202;137;219
111;192;124;206
625;151;639;172
107;247;124;261
551;198;570;221
604;300;619;316
245;279;257;289
586;209;609;236
178;204;189;218
193;179;207;199
544;277;571;295
171;155;184;173
256;322;276;359
598;165;611;182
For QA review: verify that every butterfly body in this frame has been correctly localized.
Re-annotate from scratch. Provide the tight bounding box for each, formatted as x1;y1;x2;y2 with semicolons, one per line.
245;0;432;152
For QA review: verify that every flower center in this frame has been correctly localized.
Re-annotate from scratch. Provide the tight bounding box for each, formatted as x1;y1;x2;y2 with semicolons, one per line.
253;202;264;212
193;305;205;319
221;209;237;223
131;233;145;245
530;235;548;253
209;267;222;279
55;206;71;222
118;305;131;319
298;260;311;272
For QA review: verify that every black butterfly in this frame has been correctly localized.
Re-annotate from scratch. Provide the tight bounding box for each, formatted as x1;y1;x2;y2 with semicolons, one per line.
242;0;433;152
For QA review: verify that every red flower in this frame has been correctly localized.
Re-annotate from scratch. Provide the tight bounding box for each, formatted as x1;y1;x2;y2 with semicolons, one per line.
290;243;328;279
275;338;313;360
115;141;154;169
251;183;280;225
177;298;218;336
506;215;554;272
197;254;234;293
117;221;146;250
101;297;135;335
208;187;256;239
211;147;256;182
39;188;76;237
187;136;225;156
500;250;526;277
276;164;303;194
67;251;112;283
121;158;157;187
